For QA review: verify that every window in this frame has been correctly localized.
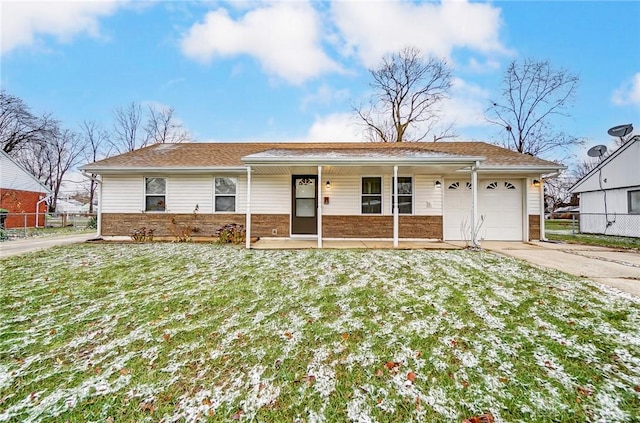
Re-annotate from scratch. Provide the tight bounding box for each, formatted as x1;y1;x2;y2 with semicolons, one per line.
215;177;237;212
629;190;640;214
486;181;498;190
145;177;166;211
504;182;516;190
362;177;382;214
392;176;413;214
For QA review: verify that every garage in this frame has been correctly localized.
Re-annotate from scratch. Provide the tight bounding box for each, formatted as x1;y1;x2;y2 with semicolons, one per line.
443;179;523;241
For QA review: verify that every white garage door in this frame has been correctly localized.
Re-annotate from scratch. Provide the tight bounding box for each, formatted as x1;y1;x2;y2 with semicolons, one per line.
444;179;523;241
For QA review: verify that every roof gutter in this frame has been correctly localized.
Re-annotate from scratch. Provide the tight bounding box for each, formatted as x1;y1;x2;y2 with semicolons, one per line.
79;166;248;175
241;156;487;166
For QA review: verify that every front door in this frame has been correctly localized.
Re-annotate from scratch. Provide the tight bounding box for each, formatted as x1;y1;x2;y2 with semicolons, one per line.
291;175;317;235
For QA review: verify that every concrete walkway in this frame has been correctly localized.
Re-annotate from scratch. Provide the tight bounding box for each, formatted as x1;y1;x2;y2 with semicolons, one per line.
481;241;640;297
0;233;97;258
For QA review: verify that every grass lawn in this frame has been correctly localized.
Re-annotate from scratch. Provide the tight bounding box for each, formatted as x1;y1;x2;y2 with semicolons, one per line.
1;244;639;422
545;233;640;250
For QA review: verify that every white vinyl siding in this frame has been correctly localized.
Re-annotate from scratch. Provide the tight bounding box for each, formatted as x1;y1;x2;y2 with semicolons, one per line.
527;180;541;215
413;175;443;216
167;176;213;213
101;176;144;213
251;175;289;214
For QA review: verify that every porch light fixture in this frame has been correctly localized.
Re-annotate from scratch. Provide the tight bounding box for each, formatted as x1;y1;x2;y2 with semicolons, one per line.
325;180;331;189
435;180;442;188
532;179;541;187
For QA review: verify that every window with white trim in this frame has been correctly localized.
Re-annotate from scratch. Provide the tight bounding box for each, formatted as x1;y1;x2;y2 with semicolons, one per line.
145;177;166;212
392;176;413;214
362;177;382;214
629;190;640;214
215;177;237;212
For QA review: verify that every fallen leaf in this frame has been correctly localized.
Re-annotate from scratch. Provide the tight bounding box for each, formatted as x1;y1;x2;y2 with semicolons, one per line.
106;417;114;423
56;357;63;365
139;401;155;412
208;409;215;417
232;409;244;420
284;331;293;339
462;413;495;423
202;398;212;406
415;351;422;358
385;361;398;370
407;372;416;383
635;386;640;393
49;328;56;335
544;360;553;369
163;306;169;312
94;366;102;374
461;380;470;388
499;377;509;383
119;368;129;375
163;333;170;342
341;333;350;341
375;369;384;378
450;339;457;347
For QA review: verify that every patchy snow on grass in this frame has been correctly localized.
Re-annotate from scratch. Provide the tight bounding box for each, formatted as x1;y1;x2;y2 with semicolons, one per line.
1;245;639;422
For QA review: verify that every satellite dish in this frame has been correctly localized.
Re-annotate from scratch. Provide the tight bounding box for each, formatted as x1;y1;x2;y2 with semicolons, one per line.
587;145;607;158
607;123;633;138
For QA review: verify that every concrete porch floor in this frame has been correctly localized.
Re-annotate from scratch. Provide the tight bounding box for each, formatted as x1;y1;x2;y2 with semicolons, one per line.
251;239;463;249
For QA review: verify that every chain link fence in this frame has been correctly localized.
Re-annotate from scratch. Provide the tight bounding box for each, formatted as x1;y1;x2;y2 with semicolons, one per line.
547;213;640;238
0;212;96;240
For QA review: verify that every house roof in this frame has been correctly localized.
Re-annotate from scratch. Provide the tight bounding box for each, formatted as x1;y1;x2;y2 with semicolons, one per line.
0;150;52;194
570;135;639;193
81;141;563;173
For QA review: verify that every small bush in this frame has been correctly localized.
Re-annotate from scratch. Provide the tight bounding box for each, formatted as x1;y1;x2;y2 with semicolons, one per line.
86;216;97;229
131;227;154;242
215;223;246;244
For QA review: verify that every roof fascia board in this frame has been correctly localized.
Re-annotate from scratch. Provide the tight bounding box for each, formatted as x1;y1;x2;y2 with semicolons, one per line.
457;165;566;173
241;156;486;166
80;166;247;174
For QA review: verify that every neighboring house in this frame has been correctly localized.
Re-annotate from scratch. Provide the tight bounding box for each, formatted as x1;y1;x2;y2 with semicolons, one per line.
80;142;564;247
570;135;640;238
0;150;52;228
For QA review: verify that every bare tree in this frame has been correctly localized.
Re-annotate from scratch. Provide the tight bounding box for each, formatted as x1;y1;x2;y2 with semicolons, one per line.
354;46;454;142
145;105;190;144
111;102;149;154
80;121;110;213
544;176;576;214
486;58;583;157
0;91;55;154
16;126;85;211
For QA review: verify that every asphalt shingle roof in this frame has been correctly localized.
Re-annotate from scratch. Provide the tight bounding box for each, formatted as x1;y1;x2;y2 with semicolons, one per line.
82;141;561;170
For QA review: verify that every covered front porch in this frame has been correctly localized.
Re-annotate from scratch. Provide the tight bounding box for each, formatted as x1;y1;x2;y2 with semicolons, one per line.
242;147;486;249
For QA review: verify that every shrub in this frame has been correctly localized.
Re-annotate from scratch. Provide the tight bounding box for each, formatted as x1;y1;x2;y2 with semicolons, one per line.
131;227;154;242
215;223;246;244
86;216;97;229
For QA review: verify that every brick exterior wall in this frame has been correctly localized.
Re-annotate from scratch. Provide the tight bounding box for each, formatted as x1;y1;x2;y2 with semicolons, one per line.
101;213;290;238
101;213;444;240
250;214;290;237
529;214;541;241
0;188;48;228
399;215;443;239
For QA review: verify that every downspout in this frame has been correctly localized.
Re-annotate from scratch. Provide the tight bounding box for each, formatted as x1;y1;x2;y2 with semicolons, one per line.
471;161;479;247
393;165;399;248
245;166;252;249
36;194;53;228
82;171;102;237
317;165;323;248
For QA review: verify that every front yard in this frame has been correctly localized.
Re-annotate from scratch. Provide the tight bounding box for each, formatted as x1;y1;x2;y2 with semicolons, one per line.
1;244;639;422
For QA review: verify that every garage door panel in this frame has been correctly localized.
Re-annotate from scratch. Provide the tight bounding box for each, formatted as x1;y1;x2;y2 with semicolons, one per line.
444;179;523;241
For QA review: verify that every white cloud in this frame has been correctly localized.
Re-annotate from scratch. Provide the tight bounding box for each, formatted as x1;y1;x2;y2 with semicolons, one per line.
331;0;507;67
440;77;492;128
612;73;640;107
180;2;342;84
305;113;365;142
300;83;350;111
1;0;123;54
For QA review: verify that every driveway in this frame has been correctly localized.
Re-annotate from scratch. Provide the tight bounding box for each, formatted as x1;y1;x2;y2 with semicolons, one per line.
0;233;96;258
482;241;640;297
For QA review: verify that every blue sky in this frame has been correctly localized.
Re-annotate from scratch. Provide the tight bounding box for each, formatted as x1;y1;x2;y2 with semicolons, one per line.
1;0;639;164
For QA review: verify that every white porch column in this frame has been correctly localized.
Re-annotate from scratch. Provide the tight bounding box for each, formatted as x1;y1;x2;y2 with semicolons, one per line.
245;166;252;249
539;175;546;241
471;161;479;247
97;176;103;237
393;165;399;248
317;165;323;248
